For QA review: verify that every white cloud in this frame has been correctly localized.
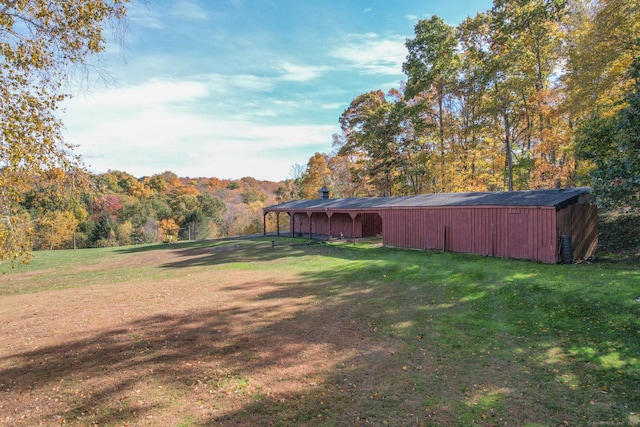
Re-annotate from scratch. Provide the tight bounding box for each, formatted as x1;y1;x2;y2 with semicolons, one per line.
253;110;278;117
406;13;435;23
68;79;209;108
271;99;301;108
320;102;344;110
277;62;326;82
330;33;407;76
68;112;336;180
62;77;337;181
67;74;276;112
198;73;275;93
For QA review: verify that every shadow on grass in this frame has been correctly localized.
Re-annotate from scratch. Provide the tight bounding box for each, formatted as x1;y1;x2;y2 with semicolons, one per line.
113;238;235;254
2;238;639;426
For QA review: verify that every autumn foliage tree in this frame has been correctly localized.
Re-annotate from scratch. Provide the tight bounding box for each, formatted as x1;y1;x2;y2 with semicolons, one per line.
301;153;331;199
404;16;459;192
0;0;128;263
326;0;637;200
335;90;418;196
564;0;640;117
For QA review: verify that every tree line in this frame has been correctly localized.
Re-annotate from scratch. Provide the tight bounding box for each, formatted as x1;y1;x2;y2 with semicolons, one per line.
20;169;280;252
283;0;639;209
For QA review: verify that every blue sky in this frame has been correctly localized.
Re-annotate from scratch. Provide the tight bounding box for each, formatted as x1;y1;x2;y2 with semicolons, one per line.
62;0;493;182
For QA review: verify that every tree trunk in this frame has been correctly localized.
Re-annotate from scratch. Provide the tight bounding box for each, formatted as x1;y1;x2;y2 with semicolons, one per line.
438;89;446;192
504;112;513;191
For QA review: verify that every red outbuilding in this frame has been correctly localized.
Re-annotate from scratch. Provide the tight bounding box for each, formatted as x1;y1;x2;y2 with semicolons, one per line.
263;187;598;264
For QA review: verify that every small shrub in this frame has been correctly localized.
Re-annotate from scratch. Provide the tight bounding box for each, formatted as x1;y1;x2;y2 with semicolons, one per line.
598;208;640;254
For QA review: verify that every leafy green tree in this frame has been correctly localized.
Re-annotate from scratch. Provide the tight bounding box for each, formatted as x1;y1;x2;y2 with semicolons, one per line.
90;212;119;247
182;209;210;240
197;192;226;226
149;195;172;220
576;56;640;208
118;196;154;230
22;169;76;215
336;90;399;196
147;174;168;193
359;94;411;196
97;173;120;193
240;187;266;204
21;168;90;250
0;0;128;263
336;92;383;196
169;194;198;225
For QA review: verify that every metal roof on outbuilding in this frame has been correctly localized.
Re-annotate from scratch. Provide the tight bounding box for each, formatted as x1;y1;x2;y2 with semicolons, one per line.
265;187;593;212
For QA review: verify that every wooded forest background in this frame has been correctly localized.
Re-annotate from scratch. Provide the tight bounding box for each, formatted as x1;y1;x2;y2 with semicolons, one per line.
4;0;640;257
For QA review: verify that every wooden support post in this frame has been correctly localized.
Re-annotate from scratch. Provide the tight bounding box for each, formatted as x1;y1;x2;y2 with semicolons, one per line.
352;213;356;245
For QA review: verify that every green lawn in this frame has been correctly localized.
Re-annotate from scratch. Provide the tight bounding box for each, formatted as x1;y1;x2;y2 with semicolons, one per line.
1;237;639;426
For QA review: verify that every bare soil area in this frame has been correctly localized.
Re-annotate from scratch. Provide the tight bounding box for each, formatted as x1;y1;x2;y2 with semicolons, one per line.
0;243;415;426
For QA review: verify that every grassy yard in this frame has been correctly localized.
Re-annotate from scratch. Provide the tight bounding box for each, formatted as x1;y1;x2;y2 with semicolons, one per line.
0;237;639;426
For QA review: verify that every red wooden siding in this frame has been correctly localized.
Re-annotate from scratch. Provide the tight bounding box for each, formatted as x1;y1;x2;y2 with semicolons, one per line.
311;212;329;235
292;212;332;236
291;212;305;236
360;213;382;237
380;206;558;263
288;212;383;239
291;212;367;238
330;213;357;237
